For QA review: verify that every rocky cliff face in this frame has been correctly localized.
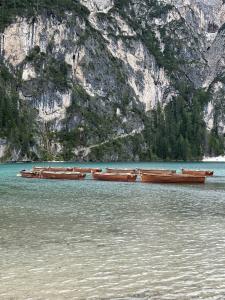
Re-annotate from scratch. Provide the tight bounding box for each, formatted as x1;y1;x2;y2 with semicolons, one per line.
0;0;224;161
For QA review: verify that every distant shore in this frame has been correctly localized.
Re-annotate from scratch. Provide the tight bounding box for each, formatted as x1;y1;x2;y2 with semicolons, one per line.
1;157;225;164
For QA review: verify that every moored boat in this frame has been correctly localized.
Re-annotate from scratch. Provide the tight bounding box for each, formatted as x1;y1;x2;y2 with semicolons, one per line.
138;169;176;174
141;173;205;184
92;172;137;182
106;168;137;174
181;169;214;176
20;170;41;179
41;171;86;180
33;166;101;173
33;166;73;172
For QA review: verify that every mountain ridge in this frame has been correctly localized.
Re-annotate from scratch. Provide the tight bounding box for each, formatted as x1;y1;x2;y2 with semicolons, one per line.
0;0;224;161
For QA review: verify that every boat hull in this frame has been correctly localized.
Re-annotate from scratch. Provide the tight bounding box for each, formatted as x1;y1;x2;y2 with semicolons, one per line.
92;172;137;182
20;170;41;179
141;173;205;184
182;169;214;176
41;171;86;180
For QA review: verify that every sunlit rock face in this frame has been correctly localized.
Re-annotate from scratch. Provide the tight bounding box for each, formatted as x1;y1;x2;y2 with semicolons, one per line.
80;0;114;12
165;0;225;51
0;0;224;160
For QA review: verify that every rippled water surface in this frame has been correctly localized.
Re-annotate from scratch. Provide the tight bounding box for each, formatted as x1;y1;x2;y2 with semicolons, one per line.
1;162;225;300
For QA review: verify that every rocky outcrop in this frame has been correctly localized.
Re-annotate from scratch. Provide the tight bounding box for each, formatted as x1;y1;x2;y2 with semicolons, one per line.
0;0;224;160
205;81;225;134
80;0;114;13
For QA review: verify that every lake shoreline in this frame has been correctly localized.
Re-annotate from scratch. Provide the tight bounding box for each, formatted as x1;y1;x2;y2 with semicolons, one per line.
1;158;225;164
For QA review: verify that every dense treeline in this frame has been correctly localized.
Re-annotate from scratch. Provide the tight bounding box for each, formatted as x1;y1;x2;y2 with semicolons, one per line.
0;61;37;159
0;0;89;31
144;87;224;161
145;91;205;161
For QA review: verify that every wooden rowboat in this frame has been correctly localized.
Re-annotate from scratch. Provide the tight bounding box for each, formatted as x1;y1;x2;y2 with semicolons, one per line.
138;169;176;174
181;169;214;176
20;170;41;179
141;173;205;184
33;167;101;173
92;172;137;182
40;171;86;180
106;168;137;174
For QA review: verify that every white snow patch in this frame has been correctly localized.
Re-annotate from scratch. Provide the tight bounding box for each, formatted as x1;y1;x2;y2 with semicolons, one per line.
203;155;225;162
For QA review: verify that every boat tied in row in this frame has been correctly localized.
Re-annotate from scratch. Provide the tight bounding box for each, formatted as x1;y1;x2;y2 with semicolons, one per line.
20;170;86;180
92;172;137;182
32;167;102;173
19;167;214;184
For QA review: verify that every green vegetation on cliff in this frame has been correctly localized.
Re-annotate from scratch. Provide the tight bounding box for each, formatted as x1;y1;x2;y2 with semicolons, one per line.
113;0;224;160
0;0;89;31
0;0;224;161
146;89;207;161
0;61;37;159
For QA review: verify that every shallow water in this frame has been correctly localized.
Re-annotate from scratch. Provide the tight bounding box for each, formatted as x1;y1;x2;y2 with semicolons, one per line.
0;162;225;300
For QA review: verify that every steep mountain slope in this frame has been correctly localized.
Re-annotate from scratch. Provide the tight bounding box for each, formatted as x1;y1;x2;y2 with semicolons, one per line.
0;0;224;161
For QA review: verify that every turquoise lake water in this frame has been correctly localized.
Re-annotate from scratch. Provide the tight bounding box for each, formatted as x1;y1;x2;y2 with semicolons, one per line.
1;162;225;300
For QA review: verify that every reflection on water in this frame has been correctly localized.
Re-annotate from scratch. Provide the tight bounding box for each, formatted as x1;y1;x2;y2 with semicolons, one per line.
0;162;225;299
